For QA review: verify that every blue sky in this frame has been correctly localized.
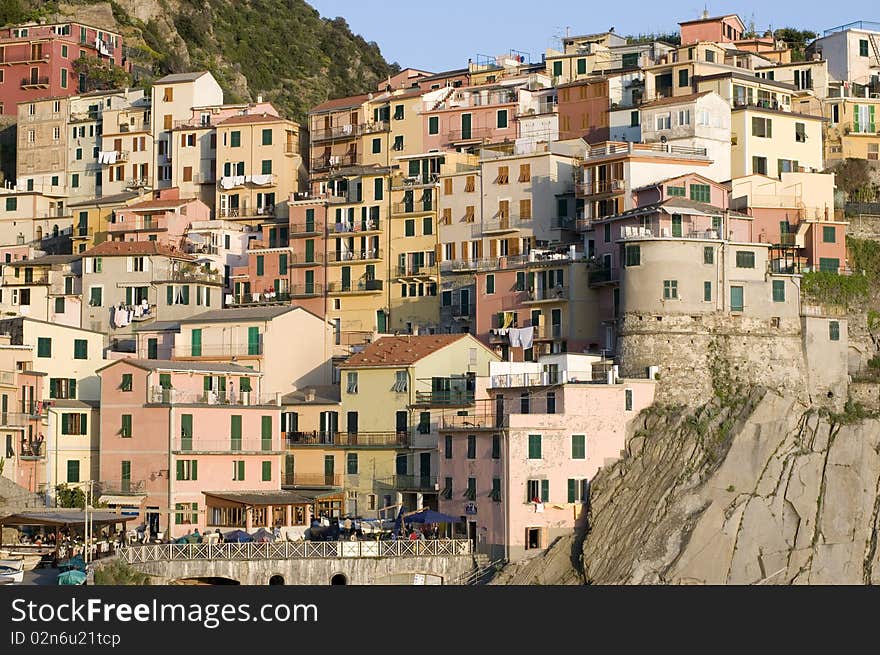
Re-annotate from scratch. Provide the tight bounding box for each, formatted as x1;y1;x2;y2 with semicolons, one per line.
309;1;876;72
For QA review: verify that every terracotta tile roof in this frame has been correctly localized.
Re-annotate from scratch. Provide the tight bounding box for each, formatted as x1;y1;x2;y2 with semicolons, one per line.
82;241;195;260
217;113;287;126
123;197;194;211
638;91;713;108
309;93;371;114
338;334;469;368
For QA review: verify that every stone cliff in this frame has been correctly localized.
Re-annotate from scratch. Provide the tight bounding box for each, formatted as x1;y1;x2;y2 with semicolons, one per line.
575;388;880;584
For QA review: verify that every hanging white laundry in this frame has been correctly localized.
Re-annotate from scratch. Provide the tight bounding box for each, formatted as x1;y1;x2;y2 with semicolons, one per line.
508;327;522;348
134;304;143;318
519;325;535;350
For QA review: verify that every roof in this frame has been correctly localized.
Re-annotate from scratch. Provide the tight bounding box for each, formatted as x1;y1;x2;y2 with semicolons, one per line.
0;315;105;336
96;358;261;375
154;72;208;85
131;320;181;333
6;254;80;267
638;91;714;109
82;241;195;260
47;399;99;410
418;68;469;83
122;197;195;212
217;113;287;126
281;385;341;406
694;71;797;91
679;14;744;26
178;306;297;324
632;172;721;191
203;490;314;506
0;510;136;527
67;191;140;208
339;334;470;368
310;93;371;114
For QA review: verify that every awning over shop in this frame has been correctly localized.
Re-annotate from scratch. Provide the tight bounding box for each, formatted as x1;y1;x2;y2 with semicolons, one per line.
98;495;146;507
0;510;137;528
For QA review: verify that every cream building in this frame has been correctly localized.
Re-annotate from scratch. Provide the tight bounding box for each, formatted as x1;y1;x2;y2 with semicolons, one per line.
16;96;69;196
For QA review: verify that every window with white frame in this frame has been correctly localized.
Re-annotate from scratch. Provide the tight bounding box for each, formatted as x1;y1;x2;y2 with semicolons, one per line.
392;370;408;393
697;109;710;126
346;372;358;394
656;112;671;130
677;109;690;126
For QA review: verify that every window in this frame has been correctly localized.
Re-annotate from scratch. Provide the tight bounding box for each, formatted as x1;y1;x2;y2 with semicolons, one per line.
61;68;67;88
467;435;476;459
520;392;530;414
528;434;541;459
553;60;562;77
492;435;501;459
630;110;639;127
405;220;415;237
703;246;714;265
704;281;712;302
485;274;495;295
829;320;840;341
823;226;836;243
705;49;715;63
374;177;384;200
393;370;408;393
55;297;65;314
496;166;509;184
230;131;241;147
752;156;768;176
73;339;87;359
625;389;633;411
527;479;549;503
689;184;710;203
625;245;640;267
163;87;174;102
730;286;744;312
444;435;452;459
119;373;133;392
256;255;264;276
176;459;198;481
656;113;671;130
121;414;132;438
678;109;690;126
663;280;678;300
547;391;556;414
89;286;102;307
261;159;272;175
492;478;502;502
60;413;88;435
231;415;242;450
519;199;531;220
6;197;16;212
752;117;772;138
261;128;273;145
428;116;439;135
67;460;80;483
678;69;689;87
771;279;786;303
423;216;433;235
795;122;806;143
175;503;198;525
346;453;358;475
667;185;686;198
735;251;755;268
347;372;358;394
860;39;869;57
233;461;245;481
37;337;51;357
572;434;585;460
417;411;430;434
464;176;475;192
393;104;404;120
497;109;508;129
819;258;840;273
371;137;381;154
604;223;611;243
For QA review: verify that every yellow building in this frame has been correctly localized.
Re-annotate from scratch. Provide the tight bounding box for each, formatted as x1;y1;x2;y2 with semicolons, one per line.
215;113;306;225
824;97;880;162
360;88;426;168
729;105;824;177
67;190;141;252
337;333;500;515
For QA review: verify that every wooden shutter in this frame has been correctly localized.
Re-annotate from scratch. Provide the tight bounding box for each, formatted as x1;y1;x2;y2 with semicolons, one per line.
435;243;443;262
461;241;468;260
489;240;497;258
476;240;483;258
444;178;452;195
508;238;520;256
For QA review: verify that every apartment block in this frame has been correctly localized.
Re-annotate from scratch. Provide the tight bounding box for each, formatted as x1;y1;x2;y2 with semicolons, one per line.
0;253;82;326
107;193;211;245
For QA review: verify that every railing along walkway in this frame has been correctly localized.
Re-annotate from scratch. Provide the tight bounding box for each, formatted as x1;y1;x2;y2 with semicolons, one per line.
119;539;472;562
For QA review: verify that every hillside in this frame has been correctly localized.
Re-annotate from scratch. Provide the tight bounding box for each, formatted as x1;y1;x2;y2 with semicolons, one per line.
1;0;401;121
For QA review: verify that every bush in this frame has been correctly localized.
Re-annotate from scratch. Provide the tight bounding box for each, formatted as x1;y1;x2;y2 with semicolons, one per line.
93;559;151;586
801;270;869;307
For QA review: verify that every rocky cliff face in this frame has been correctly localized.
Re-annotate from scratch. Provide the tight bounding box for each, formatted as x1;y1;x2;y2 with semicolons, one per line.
578;389;880;584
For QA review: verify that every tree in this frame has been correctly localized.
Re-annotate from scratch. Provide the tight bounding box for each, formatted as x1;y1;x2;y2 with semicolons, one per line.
774;27;818;62
0;0;27;28
831;158;875;202
55;483;86;509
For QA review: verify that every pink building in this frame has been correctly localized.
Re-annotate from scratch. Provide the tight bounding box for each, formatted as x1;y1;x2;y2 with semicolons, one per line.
107;192;211;247
98;358;285;538
0;21;124;115
437;354;655;561
5;369;46;494
678;13;745;45
229;222;292;305
422;84;521;152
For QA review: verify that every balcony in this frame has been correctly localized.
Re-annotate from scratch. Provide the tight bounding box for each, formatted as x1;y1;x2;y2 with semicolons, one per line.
477;215;521;236
20;76;50;88
147;387;279;407
95;480;146;495
289;253;324;266
440;410;507;431
310;121;389;143
327;248;382;264
327;219;381;235
446;126;494;142
282;472;344;487
218;174;278;189
396;264;438;278
533;324;563;340
326;279;383;294
153;266;224;285
126;178;149;190
108;215;165;233
391;174;439;190
523;285;568;303
392;475;439;492
588;267;617;286
174;438;280;454
576;179;624;196
311;152;359;171
3;271;50;286
18;440;45;459
289;222;323;236
489;370;567;388
217;205;276;220
173;343;264;358
284;431;408;448
392;201;434;215
551;216;575;230
289;283;324;298
583;142;707;161
99;150;129;165
413;390;475;406
227;292;291;307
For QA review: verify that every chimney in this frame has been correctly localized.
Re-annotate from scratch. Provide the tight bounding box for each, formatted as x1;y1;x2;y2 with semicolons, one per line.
257;94;263;103
305;388;316;402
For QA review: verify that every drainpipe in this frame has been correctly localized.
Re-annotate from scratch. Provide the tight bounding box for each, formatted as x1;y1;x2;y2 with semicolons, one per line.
167;399;175;538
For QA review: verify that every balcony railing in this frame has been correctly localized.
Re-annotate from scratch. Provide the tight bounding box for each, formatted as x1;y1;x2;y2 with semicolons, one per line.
490;371;567;388
228;292;291;306
95;480;146;495
21;76;50;88
391;475;439;492
396;264;437;277
391;173;440;189
440;411;508;430
413;391;475;406
289;284;324;297
284;431;409;448
311;152;358;171
217;205;276;219
392;201;434;215
289;222;323;236
174;438;279;453
327;249;382;263
442;303;473;318
584;143;707;159
310;121;389;142
588;267;617;286
18;441;45;458
576;179;624;195
524;285;568;302
446;126;494;141
4;272;50;285
326;279;383;293
148;387;278;407
173;344;263;358
327;219;381;235
282;472;344;487
153;267;224;284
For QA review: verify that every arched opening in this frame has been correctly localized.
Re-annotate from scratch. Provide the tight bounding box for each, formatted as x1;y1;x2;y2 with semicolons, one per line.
268;575;285;586
330;573;348;586
35;226;43;241
52;224;59;238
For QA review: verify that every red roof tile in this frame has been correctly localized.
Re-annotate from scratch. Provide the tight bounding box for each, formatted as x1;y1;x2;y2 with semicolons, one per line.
339;334;469;368
82;241;195;259
309;93;371;114
217;113;287;126
123;197;196;211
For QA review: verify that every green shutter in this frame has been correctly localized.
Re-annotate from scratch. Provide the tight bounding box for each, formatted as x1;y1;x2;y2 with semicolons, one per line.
37;338;51;357
69;378;76;399
704;281;712;302
231;415;242;450
305;240;315;262
231;131;240;147
540;479;549;502
262;128;272;145
829;320;840;341
67;460;80;483
61;414;70;435
571;435;585;459
181;414;193;450
121;414;132;437
248;326;260;355
262;461;272;481
237;460;245;481
528;434;541;459
772;280;785;302
256;255;264;276
181;285;189;305
568;478;577;502
261;416;273;451
166;285;173;305
74;339;87;359
176;460;184;480
191;329;202;357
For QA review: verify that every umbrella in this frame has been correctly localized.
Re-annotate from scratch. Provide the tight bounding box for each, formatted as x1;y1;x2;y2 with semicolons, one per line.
57;570;86;585
58;555;86;573
403;509;460;524
224;529;254;543
250;528;275;542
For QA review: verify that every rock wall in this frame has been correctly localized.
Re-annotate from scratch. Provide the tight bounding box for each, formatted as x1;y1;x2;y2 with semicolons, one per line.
579;389;880;584
850;382;880;410
846;214;880;240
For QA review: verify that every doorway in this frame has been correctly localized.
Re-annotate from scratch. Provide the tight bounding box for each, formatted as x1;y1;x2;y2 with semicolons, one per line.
526;527;541;550
468;521;477;549
146;507;160;540
419;452;431;489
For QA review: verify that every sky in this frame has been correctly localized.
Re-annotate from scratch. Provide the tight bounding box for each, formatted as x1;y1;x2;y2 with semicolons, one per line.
308;0;877;72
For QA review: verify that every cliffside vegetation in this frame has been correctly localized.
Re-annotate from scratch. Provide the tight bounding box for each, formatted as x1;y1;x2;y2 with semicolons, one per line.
2;0;400;121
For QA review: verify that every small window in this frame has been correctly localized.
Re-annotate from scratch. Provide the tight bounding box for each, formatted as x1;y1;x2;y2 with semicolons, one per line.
571;434;585;459
346;372;358;394
261;128;273;145
860;39;869;57
121;414;132;438
121;373;133;392
393;370;408;393
428;116;439;135
37;337;52;357
689;184;710;203
829;320;840;341
73;339;88;359
497;109;508;129
703;246;714;264
346;453;358;475
625;389;633;411
467;435;476;459
735;251;756;268
704;281;712;302
822;226;836;243
663;280;678;300
486;274;495;295
492;435;501;459
667;185;686;197
772;279;785;302
795;122;806;143
444;435;452;459
528;434;541;459
625;245;640;267
678;69;689;87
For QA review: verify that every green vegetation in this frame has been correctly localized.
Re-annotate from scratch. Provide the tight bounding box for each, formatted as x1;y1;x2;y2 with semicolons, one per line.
626;32;681;46
55;483;86;509
73;56;133;92
823;399;878;425
93;559;151;585
801;270;869;307
833;159;876;203
773;28;817;61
